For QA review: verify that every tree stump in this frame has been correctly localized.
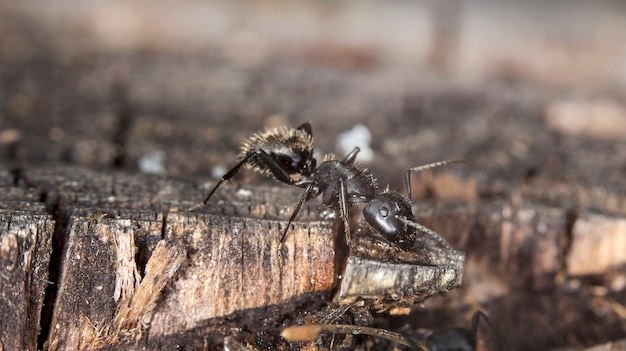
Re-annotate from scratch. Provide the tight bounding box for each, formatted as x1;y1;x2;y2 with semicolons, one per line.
1;165;465;350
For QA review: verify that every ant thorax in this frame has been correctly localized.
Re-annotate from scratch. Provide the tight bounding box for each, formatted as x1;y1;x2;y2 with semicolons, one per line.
301;160;377;207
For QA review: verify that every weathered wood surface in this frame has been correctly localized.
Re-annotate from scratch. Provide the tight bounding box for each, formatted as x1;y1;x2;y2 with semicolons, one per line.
6;166;341;350
2;163;625;350
46;214;165;351
341;223;466;308
0;207;53;351
151;213;335;337
0;165;469;350
338;253;464;306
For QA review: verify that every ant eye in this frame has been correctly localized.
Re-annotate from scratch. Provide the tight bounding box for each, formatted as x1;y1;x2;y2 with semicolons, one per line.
379;206;389;217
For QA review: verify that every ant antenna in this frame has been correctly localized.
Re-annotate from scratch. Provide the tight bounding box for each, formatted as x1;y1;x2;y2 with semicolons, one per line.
404;160;469;204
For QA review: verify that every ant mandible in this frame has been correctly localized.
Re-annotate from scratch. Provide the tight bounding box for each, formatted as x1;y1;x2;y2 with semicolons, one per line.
281;310;510;351
202;123;463;251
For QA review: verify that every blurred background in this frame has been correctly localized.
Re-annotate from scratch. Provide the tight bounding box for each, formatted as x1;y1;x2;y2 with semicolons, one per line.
1;1;626;350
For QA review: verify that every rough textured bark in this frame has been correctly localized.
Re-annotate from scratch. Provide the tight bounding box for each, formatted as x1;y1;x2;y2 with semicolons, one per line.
0;165;468;351
151;213;336;337
0;207;53;351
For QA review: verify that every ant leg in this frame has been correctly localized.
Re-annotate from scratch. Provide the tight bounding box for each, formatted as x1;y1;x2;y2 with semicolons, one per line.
320;179;352;246
338;178;352;246
342;147;360;165
471;311;510;351
404;159;469;203
296;122;313;136
254;149;296;184
202;152;257;204
395;216;453;250
280;184;315;243
202;149;294;205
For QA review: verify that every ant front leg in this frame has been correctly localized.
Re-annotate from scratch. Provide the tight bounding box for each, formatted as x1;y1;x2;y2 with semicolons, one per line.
338;178;352;247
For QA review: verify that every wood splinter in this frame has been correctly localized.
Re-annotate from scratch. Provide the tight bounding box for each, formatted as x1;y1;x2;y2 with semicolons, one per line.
88;239;186;347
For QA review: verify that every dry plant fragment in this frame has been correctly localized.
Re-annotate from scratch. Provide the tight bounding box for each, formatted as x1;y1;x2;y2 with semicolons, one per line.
113;227;141;303
281;324;427;350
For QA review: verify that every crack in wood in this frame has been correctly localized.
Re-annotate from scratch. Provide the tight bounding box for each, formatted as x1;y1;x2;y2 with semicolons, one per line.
37;196;68;351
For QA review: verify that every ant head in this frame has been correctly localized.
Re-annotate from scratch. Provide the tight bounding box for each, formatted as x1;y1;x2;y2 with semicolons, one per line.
363;192;416;250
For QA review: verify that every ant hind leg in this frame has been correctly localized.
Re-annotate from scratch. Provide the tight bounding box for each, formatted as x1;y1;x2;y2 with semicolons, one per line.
202;149;295;206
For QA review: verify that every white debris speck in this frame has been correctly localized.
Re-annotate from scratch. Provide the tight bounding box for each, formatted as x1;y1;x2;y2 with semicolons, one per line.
138;150;166;174
319;209;337;219
236;188;252;197
211;165;227;179
337;124;374;162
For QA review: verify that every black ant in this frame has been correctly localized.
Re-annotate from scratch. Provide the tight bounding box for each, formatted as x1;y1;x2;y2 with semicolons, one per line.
202;123;463;251
281;310;510;351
